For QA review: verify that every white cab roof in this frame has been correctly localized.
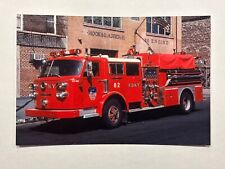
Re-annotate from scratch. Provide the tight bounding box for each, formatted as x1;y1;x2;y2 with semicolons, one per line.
108;57;140;63
92;54;140;63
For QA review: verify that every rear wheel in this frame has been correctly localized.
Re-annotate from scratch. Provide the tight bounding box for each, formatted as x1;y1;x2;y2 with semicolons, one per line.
102;99;123;129
180;91;195;114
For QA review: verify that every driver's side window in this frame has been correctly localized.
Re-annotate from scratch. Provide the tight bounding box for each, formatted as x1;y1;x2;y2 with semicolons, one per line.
83;61;100;77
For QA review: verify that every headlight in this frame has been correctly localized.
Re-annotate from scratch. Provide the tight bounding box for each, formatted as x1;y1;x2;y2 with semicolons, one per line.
29;83;38;90
41;99;48;107
29;92;38;99
56;91;68;99
29;83;38;99
56;82;68;91
40;82;47;91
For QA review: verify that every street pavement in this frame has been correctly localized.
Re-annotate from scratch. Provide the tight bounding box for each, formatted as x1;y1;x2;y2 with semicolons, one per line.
16;89;210;146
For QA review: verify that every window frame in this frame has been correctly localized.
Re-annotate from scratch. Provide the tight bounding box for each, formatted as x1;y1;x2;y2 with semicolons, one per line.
108;63;124;76
84;16;123;31
131;17;140;21
17;14;58;35
126;63;140;76
83;61;100;77
40;60;83;77
91;61;100;77
146;16;172;37
17;14;22;30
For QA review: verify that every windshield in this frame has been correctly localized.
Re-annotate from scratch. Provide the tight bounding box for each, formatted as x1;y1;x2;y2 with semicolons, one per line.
40;60;83;77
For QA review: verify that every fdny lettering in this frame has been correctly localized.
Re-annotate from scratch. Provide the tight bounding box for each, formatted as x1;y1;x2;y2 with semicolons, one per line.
50;84;55;88
128;83;140;88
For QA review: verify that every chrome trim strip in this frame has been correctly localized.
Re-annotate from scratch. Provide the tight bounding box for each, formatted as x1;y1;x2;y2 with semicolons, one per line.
128;105;164;113
79;109;99;118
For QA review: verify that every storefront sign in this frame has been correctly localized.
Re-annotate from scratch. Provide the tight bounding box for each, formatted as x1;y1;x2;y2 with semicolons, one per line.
145;38;169;45
87;30;125;40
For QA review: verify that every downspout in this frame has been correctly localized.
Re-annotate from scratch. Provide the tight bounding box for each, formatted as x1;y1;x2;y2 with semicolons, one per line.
134;17;154;54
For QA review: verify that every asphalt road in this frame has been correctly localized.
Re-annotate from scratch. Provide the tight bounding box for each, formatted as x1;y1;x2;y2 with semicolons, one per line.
16;94;210;146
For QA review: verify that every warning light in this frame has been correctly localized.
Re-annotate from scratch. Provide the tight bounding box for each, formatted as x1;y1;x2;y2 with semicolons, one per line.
49;49;82;58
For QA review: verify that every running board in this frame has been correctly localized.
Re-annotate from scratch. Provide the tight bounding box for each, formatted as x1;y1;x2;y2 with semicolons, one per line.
83;113;99;118
79;109;99;118
128;105;164;113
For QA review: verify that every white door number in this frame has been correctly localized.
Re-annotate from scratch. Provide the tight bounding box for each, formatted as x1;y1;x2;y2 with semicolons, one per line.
113;82;120;88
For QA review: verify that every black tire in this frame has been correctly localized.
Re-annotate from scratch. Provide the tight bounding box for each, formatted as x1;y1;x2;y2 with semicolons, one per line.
180;91;195;114
102;99;123;129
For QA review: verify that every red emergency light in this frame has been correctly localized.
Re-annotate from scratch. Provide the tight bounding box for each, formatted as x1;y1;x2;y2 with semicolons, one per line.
49;49;82;58
50;51;57;57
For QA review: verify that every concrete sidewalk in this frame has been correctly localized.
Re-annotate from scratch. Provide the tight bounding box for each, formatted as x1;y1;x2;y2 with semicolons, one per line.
16;97;34;121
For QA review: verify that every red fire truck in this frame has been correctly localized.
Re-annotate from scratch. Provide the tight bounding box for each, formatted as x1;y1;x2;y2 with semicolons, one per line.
26;49;203;128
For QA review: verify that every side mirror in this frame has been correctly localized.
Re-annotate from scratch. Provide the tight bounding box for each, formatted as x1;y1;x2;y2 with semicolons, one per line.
86;61;93;77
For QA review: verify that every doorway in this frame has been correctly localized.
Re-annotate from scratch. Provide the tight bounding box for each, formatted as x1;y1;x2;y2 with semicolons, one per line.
90;48;118;58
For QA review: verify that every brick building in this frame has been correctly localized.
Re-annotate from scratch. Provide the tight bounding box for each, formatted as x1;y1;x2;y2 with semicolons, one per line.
16;15;68;97
182;16;210;87
67;16;182;57
17;16;182;97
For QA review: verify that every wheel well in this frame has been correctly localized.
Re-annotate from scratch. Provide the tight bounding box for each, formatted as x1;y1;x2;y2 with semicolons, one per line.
180;88;194;102
105;94;127;111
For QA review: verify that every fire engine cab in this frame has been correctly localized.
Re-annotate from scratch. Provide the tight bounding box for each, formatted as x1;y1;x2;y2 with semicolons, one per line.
26;49;203;128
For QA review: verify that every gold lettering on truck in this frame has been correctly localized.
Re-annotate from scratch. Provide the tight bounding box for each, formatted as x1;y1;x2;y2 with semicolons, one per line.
128;83;140;88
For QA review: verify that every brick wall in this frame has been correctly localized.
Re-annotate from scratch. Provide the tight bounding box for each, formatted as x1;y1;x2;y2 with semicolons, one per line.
17;15;68;97
182;17;211;66
19;46;64;96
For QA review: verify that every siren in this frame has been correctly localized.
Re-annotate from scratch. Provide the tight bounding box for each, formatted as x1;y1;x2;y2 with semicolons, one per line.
49;49;82;58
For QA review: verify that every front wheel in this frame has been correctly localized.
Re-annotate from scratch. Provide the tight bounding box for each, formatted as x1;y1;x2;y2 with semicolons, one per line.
102;99;123;129
180;91;195;114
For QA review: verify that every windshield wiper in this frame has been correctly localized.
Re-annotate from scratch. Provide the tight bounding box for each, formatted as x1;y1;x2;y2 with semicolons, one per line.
47;60;54;77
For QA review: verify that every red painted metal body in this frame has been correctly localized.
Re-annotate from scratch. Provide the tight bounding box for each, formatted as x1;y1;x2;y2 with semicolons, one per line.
26;51;203;120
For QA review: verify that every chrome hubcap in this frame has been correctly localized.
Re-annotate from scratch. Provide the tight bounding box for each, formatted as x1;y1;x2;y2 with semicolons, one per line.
183;97;191;111
108;106;119;124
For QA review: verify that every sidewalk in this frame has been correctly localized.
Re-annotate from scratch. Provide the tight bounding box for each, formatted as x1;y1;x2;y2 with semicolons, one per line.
16;97;34;121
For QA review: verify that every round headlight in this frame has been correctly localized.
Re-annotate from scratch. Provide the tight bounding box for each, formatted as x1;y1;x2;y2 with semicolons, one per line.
41;99;48;107
29;83;38;90
56;82;68;91
40;82;47;91
56;91;68;99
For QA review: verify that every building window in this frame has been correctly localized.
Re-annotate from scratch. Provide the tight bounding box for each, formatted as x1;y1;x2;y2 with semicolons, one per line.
46;16;54;34
84;16;122;29
103;17;112;26
93;16;102;25
112;17;121;28
131;17;140;21
17;14;22;29
17;15;67;36
84;16;92;24
22;15;56;34
146;17;171;36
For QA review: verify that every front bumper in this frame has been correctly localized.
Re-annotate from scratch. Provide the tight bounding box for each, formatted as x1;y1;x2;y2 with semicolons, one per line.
25;108;98;119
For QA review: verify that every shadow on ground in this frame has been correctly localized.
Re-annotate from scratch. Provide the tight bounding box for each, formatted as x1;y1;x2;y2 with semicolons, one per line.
30;106;200;134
